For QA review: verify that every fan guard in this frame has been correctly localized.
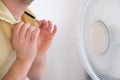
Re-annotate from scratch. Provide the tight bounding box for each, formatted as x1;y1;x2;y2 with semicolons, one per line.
79;0;120;80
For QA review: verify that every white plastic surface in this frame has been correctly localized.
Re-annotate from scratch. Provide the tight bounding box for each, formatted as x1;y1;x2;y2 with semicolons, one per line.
79;0;120;79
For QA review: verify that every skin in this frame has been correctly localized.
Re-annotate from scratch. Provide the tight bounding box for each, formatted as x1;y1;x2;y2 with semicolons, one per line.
28;20;57;80
1;0;57;80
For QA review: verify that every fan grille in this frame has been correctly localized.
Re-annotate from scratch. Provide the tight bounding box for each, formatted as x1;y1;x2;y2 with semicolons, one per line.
80;0;120;80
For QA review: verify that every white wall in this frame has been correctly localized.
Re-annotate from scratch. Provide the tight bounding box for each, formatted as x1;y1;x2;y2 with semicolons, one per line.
29;0;88;80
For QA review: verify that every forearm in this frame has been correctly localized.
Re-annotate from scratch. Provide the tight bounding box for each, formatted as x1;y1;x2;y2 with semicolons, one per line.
28;56;46;80
2;59;33;80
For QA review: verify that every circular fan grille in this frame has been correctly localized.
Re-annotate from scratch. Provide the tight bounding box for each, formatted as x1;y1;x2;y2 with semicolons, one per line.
79;0;120;80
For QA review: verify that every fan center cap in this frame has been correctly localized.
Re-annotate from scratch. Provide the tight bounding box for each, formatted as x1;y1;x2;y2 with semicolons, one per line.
88;21;110;54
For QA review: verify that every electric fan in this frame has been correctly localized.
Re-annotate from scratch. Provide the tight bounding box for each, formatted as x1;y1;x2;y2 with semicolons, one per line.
79;0;120;80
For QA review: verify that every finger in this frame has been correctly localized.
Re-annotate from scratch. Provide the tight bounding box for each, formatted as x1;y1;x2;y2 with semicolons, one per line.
19;23;30;39
30;28;40;44
13;22;24;36
48;20;52;32
25;26;35;41
38;20;44;28
43;20;48;29
38;20;45;24
51;25;57;37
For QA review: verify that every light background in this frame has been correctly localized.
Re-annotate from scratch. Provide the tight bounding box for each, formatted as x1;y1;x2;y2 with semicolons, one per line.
29;0;88;80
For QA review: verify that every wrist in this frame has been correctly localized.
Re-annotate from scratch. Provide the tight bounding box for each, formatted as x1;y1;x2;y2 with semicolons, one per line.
34;54;46;64
15;58;33;67
14;59;33;77
16;52;36;64
16;57;34;65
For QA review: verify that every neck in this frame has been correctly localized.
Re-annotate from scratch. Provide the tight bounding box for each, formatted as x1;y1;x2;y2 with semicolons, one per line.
1;0;31;21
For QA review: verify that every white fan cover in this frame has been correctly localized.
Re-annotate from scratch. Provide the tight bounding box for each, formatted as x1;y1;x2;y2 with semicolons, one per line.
80;0;120;80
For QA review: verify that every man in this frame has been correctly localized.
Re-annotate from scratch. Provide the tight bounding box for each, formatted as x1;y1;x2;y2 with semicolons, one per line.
0;0;57;80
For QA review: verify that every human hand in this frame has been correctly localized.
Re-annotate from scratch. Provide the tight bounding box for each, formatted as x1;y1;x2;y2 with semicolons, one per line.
28;20;57;80
12;22;40;63
37;20;57;56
